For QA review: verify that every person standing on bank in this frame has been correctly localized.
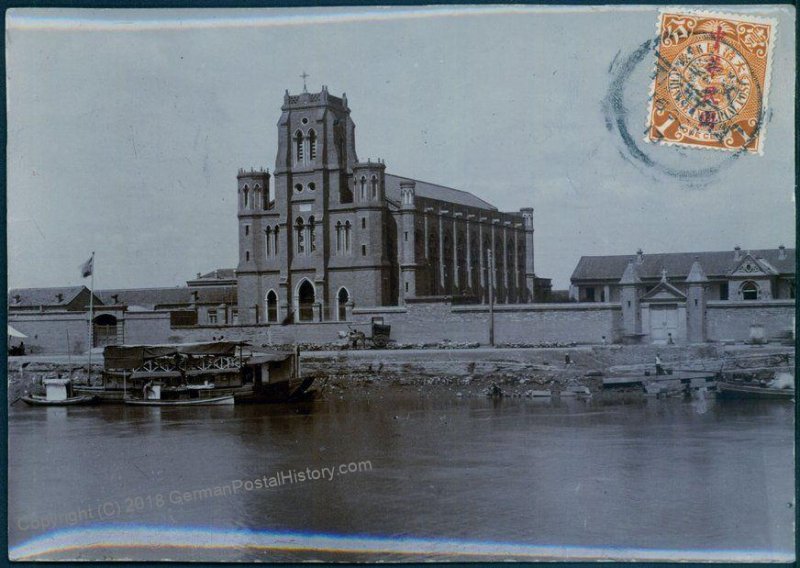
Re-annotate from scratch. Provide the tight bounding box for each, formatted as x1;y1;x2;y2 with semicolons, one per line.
655;353;665;376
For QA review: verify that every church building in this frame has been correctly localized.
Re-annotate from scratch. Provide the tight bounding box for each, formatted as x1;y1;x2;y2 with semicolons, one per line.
236;86;537;324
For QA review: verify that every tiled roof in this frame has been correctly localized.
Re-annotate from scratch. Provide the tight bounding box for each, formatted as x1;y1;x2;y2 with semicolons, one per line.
385;174;497;211
8;286;91;307
571;248;795;282
97;285;237;309
197;269;236;280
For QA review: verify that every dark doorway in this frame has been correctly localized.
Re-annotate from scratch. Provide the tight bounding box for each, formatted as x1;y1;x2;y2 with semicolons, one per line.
93;314;118;347
298;280;315;322
337;288;349;321
266;291;278;322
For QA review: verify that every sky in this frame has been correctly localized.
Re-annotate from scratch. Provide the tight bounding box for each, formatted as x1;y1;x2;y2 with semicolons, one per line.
6;5;796;291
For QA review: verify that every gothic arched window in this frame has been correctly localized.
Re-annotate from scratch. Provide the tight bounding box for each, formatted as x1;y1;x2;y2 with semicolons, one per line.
360;176;367;201
371;176;378;199
336;221;343;253
266;290;278;323
294;130;304;163
273;226;279;255
344;221;352;253
308;216;317;252
295;217;305;255
243;185;249;208
308;129;317;160
265;227;273;258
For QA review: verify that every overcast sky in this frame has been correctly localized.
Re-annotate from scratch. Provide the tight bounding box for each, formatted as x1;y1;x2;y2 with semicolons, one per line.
6;5;796;291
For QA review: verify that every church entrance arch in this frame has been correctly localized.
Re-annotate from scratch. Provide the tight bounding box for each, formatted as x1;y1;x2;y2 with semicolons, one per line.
337;287;350;321
297;280;315;322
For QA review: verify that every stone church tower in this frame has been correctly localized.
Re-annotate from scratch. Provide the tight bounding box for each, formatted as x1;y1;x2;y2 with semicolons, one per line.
236;86;394;324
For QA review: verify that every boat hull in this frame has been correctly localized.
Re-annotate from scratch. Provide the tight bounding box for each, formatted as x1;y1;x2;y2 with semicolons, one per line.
124;395;235;406
20;394;97;406
716;382;795;401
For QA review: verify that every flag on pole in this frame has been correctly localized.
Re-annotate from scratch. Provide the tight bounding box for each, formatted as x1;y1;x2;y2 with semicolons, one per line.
80;255;93;278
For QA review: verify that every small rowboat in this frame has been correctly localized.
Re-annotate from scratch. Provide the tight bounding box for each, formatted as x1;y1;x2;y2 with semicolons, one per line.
20;394;97;406
123;395;234;406
716;382;794;401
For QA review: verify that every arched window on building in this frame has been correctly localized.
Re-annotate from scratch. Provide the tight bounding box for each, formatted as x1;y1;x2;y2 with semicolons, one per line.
254;184;261;210
360;176;367;201
308;129;317;160
335;221;343;253
344;221;352;253
295;217;305;255
308;216;316;252
266;290;278;322
337;288;349;321
243;185;249;208
294;130;304;163
741;281;759;301
273;226;279;255
265;227;273;258
371;175;378;200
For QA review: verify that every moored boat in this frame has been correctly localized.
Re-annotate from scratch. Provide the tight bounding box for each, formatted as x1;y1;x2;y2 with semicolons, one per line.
20;378;97;406
75;341;313;404
124;395;234;406
716;381;795;401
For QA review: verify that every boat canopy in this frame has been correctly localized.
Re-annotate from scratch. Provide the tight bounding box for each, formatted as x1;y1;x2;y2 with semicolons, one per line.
245;353;294;366
104;341;242;370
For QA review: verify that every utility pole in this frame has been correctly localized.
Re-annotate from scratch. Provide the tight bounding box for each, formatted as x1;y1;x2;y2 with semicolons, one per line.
487;248;495;347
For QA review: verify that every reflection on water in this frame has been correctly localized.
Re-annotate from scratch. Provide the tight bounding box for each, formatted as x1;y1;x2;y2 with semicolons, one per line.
8;392;795;560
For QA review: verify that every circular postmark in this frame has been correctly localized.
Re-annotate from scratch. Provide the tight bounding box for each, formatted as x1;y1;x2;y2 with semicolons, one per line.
603;36;765;186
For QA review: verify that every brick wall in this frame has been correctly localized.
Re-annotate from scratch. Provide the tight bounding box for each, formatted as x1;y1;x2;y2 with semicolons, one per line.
706;300;794;342
9;312;89;354
352;300;622;345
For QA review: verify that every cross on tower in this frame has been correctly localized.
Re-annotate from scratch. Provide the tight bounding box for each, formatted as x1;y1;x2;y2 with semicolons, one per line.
300;71;309;93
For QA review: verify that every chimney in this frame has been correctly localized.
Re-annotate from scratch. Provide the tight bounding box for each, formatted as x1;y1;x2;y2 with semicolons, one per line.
778;245;786;260
111;294;119;304
56;293;64;303
734;246;742;260
196;272;201;279
636;249;644;264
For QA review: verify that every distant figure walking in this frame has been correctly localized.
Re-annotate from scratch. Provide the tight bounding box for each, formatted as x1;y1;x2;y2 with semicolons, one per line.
655;353;665;376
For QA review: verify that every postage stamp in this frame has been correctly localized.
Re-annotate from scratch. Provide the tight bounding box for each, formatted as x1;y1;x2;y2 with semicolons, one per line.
646;10;777;155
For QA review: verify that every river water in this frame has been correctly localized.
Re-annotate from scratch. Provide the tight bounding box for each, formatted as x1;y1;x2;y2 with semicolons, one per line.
8;391;795;561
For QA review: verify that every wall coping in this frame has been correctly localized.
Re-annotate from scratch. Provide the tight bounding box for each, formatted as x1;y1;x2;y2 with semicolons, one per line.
707;300;796;308
353;306;408;314
453;302;621;313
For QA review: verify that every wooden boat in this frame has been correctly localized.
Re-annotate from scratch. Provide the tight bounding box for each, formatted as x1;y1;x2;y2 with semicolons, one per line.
124;395;234;406
77;341;313;405
21;393;97;406
716;381;795;401
20;378;97;406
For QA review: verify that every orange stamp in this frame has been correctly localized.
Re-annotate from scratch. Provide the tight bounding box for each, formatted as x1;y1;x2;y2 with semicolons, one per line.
646;10;776;154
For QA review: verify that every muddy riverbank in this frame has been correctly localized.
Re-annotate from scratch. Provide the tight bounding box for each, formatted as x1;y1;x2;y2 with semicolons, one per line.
7;344;793;403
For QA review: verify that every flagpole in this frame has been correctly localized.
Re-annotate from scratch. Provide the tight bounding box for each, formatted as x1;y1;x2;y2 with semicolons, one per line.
88;251;95;380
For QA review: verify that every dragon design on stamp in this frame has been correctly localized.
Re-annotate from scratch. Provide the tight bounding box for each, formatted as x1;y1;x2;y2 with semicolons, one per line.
646;11;776;154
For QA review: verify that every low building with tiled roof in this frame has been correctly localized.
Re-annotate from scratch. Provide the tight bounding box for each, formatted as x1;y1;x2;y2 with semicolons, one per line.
571;246;795;345
8;286;103;312
571;246;795;303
